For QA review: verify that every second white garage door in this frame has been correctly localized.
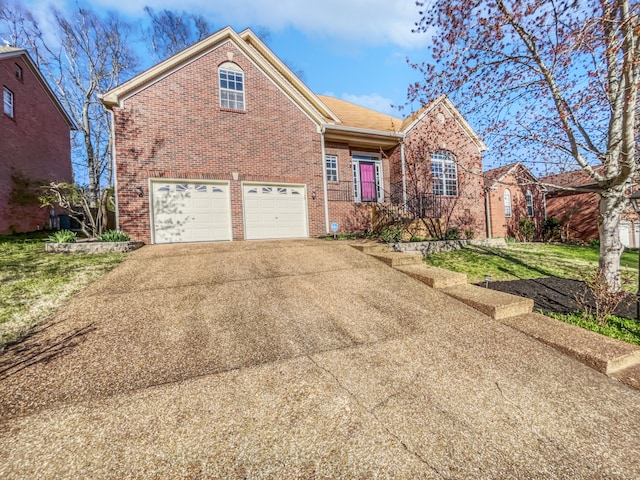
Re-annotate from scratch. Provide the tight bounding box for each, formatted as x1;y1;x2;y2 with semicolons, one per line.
243;184;308;240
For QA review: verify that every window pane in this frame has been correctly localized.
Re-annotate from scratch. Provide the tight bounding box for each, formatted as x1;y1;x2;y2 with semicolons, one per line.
219;68;245;110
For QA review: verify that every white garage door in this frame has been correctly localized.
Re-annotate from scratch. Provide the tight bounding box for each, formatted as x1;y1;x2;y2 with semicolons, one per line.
152;181;231;244
243;184;308;240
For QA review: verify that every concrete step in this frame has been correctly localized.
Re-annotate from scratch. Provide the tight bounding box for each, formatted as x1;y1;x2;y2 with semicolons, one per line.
500;313;640;375
396;264;468;289
368;252;424;267
440;284;534;320
610;363;640;390
350;243;391;254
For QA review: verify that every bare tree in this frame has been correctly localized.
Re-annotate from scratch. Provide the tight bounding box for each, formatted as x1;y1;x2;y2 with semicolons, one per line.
143;6;211;62
1;3;138;236
411;0;639;291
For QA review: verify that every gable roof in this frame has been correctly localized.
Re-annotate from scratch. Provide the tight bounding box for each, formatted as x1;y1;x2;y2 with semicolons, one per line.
484;162;540;189
0;46;75;129
101;27;337;126
402;95;487;152
101;26;485;152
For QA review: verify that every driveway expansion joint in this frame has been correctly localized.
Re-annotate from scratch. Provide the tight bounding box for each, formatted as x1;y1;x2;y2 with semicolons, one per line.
307;355;446;478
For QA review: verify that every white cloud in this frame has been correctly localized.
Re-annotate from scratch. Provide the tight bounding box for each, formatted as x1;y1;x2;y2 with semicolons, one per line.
73;0;429;49
340;93;397;116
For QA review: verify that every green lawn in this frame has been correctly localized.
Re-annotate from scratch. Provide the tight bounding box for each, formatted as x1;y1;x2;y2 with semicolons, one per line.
425;243;639;291
425;242;640;345
0;233;126;350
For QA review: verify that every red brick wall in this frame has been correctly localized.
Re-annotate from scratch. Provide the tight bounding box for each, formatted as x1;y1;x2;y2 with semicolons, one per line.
0;56;72;234
487;169;546;239
545;192;599;241
396;104;486;239
113;42;324;243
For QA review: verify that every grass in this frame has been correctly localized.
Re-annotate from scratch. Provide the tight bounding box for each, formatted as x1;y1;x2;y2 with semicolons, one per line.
425;243;639;292
425;242;640;345
547;312;640;346
0;232;127;350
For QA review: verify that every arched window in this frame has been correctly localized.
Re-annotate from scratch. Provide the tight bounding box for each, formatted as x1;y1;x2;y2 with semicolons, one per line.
504;189;512;217
218;62;245;110
431;151;458;196
526;189;534;217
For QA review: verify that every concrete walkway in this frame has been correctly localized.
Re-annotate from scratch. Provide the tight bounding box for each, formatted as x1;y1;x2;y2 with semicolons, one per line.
1;239;639;478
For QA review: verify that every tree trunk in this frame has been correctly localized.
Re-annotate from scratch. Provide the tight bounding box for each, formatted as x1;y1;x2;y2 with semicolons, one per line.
598;188;627;292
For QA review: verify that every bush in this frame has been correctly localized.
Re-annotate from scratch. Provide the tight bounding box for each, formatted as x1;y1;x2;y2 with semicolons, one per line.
464;229;475;240
379;225;403;243
543;217;562;242
444;227;461;240
574;268;629;326
48;229;77;243
518;218;535;242
97;230;130;242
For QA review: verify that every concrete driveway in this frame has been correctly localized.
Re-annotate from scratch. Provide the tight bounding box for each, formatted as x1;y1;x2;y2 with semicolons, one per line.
1;239;639;478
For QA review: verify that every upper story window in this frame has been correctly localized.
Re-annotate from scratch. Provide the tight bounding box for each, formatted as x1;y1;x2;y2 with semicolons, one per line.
431;150;458;196
3;87;14;118
15;64;22;81
219;62;245;111
325;154;338;182
525;189;534;217
504;189;512;217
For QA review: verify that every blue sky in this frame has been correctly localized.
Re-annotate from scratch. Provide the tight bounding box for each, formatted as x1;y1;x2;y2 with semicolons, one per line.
21;0;432;117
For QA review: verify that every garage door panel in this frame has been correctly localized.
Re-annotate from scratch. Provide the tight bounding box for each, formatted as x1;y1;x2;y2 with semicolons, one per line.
243;184;308;240
152;182;231;244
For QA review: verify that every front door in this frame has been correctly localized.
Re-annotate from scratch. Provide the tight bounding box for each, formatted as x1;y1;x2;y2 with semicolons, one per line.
359;162;377;202
352;154;382;202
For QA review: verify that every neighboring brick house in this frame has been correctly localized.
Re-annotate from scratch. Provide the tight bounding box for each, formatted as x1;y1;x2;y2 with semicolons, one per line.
484;163;546;239
0;46;74;234
101;26;486;244
542;169;638;246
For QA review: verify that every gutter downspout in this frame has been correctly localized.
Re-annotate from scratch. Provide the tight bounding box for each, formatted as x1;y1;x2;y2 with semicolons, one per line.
484;188;492;239
108;108;119;231
320;126;330;234
400;141;407;212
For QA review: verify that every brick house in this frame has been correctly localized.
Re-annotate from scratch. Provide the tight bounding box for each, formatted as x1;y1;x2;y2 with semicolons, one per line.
484;163;546;239
0;46;74;234
101;27;486;244
542;169;638;246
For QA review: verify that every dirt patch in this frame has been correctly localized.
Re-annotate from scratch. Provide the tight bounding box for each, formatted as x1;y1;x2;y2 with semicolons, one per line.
478;277;637;320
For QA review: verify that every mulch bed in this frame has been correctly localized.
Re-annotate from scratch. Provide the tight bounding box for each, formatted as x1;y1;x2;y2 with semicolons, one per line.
477;277;638;320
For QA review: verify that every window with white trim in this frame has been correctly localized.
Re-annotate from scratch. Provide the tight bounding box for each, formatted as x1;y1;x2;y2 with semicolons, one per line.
431;151;458;196
325;154;338;182
219;62;245;110
526;189;534;217
504;189;512;217
3;87;14;118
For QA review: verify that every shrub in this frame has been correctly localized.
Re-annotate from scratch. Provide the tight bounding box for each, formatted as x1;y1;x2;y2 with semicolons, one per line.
379;225;403;243
543;217;562;242
574;268;629;326
505;236;517;243
409;236;423;242
97;230;130;242
464;229;475;240
518;218;536;242
444;227;461;240
48;229;77;243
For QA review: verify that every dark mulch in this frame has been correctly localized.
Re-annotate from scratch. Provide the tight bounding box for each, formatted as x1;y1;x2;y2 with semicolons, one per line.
477;277;638;320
